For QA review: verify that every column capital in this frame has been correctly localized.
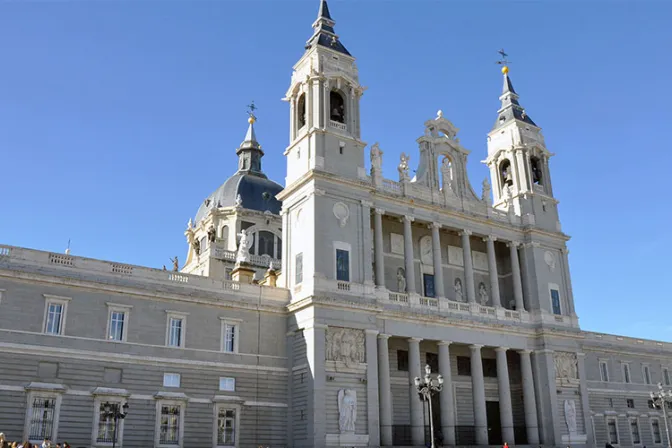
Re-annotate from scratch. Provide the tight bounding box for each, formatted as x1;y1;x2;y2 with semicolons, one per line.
437;341;452;347
483;235;497;242
561;247;570;255
506;241;521;248
374;208;385;215
429;222;442;230
408;337;423;343
459;229;473;236
360;200;373;207
518;349;533;355
378;333;392;340
469;344;483;350
403;215;415;223
495;346;509;353
365;329;380;335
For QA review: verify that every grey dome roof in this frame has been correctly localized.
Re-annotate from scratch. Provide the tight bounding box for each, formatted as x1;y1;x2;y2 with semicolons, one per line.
194;114;283;223
195;172;283;223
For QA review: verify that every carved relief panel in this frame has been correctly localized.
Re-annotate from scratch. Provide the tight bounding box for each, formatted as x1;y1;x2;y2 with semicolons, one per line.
554;351;578;384
326;327;365;367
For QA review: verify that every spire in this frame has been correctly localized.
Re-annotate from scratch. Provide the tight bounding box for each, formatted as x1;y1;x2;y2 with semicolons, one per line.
305;0;351;56
492;64;537;130
236;103;265;175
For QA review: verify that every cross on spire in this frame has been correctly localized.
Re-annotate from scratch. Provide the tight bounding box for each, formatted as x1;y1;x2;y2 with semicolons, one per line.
496;49;510;67
246;101;258;121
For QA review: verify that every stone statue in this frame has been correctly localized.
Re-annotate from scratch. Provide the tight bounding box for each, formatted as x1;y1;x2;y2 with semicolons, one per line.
326;327;365;367
454;278;463;302
554;352;579;381
370;143;383;172
234;194;243;208
441;157;456;196
478;282;488;305
170;256;179;272
187;218;193;230
338;389;357;433
208;225;216;243
482;178;492;205
397;268;407;293
236;229;254;264
193;238;201;256
398;153;410;181
564;399;577;435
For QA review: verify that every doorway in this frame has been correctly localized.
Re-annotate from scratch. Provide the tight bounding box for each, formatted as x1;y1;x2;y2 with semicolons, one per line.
486;401;502;445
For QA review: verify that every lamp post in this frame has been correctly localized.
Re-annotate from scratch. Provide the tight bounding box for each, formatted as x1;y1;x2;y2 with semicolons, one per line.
414;364;444;448
650;383;672;448
102;401;129;448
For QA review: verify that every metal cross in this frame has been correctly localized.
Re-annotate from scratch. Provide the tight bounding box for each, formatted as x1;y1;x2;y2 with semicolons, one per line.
247;101;258;117
496;48;510;65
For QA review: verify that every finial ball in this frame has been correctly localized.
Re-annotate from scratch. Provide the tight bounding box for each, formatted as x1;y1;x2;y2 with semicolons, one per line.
248;115;256;124
501;65;509;75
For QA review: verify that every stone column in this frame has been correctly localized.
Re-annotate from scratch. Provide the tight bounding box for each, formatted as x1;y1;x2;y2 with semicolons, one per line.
365;330;380;447
577;352;594;446
484;236;501;306
561;248;576;316
508;242;525;311
403;216;416;294
496;347;515;444
430;223;445;298
377;334;393;446
470;344;488;445
519;349;540;444
361;201;374;285
408;337;425;446
306;324;327;446
374;209;386;288
438;342;456;446
461;230;476;303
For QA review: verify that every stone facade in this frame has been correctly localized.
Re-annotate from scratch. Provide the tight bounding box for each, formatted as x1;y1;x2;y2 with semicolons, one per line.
1;2;671;448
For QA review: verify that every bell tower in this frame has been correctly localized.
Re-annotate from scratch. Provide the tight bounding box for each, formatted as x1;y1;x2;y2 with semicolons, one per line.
283;0;367;185
485;65;561;233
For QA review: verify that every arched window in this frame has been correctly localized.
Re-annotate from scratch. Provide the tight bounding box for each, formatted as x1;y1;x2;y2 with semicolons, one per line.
276;237;282;260
330;90;345;123
220;226;229;249
530;157;543;185
500;159;513;187
297;94;306;129
258;231;275;257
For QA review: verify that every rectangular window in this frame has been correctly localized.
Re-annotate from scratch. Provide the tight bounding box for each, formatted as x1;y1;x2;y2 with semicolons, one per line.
608;398;614;408
222;322;238;353
336;249;350;282
627;399;635;408
159;404;181;445
28;396;57;441
219;377;235;392
652;419;662;444
457;356;471;376
216;407;237;447
482;358;498;378
96;402;119;443
108;311;126;341
167;316;185;347
623;364;631;383
630;418;641;445
423;274;436;298
295;253;303;284
644;366;652;385
550;289;561;315
426;353;439;372
664;368;671;386
600;361;610;382
163;373;181;388
607;418;619;444
397;350;408;371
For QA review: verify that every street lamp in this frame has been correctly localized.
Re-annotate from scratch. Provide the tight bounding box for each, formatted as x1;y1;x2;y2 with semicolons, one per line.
414;364;444;448
650;383;672;448
102;401;129;448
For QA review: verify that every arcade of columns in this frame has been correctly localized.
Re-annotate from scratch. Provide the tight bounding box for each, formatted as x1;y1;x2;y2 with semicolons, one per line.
370;209;541;446
372;209;525;310
376;337;540;447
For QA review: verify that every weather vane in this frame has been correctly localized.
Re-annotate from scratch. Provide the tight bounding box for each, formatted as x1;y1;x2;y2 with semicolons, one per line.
247;101;258;119
496;49;511;74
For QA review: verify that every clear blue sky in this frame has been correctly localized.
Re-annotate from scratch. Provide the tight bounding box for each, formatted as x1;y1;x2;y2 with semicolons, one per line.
1;1;670;340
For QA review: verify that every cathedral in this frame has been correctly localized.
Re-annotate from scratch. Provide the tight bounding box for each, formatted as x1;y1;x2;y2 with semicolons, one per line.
0;2;670;448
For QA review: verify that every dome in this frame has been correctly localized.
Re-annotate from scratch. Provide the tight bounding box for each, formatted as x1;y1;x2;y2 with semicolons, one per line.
194;113;283;223
194;172;283;223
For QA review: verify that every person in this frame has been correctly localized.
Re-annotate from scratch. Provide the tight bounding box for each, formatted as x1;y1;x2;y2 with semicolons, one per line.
41;438;49;448
503;443;508;448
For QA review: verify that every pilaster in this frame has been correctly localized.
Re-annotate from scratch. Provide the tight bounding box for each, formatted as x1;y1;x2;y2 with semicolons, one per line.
460;230;476;303
408;337;424;446
365;329;380;447
377;334;393;446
